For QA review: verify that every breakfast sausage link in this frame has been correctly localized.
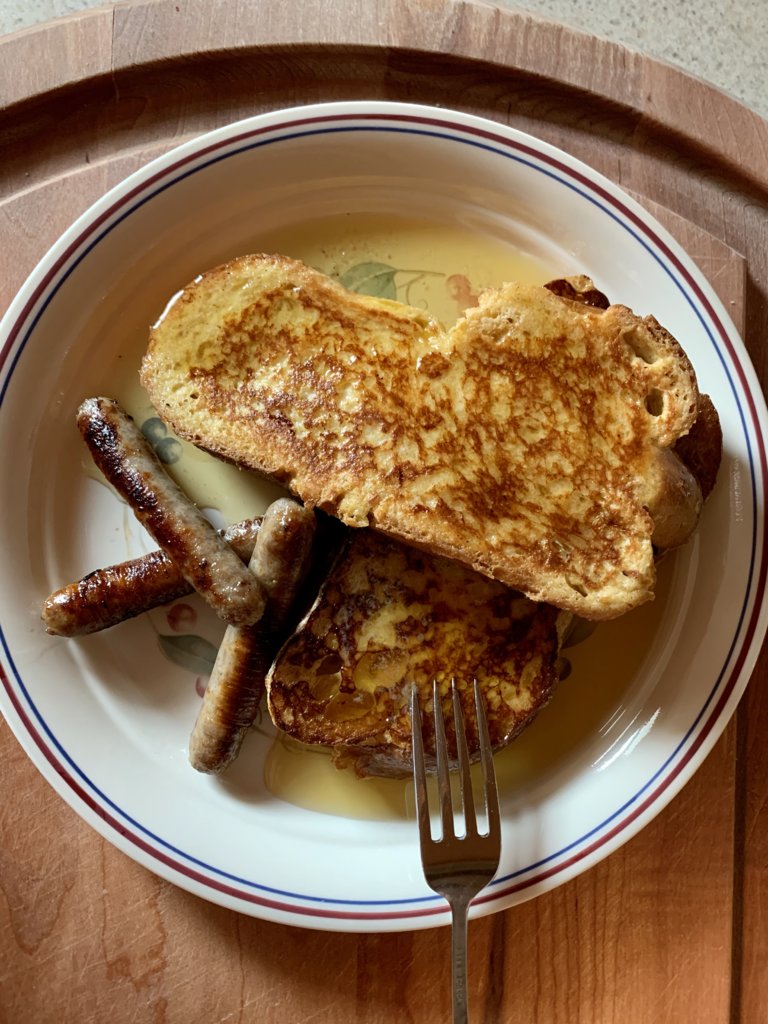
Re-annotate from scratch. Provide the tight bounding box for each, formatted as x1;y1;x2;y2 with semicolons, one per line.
41;518;262;637
188;498;316;774
77;398;266;627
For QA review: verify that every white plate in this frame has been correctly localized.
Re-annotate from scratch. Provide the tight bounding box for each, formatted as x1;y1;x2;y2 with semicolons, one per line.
1;102;766;933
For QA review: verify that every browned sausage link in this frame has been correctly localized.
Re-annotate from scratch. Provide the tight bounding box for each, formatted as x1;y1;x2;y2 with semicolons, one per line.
188;498;316;773
77;398;266;627
41;518;262;637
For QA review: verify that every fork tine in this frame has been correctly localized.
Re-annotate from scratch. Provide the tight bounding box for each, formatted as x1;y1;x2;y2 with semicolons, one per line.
473;678;501;849
433;679;455;841
451;681;478;838
410;685;432;848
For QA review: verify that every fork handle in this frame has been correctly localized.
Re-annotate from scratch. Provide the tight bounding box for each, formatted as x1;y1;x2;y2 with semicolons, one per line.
449;895;471;1024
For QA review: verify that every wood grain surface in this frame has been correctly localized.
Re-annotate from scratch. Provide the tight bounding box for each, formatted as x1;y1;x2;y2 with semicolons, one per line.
1;1;767;1022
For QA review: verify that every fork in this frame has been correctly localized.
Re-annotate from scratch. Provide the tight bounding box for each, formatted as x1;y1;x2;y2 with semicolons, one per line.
411;679;502;1024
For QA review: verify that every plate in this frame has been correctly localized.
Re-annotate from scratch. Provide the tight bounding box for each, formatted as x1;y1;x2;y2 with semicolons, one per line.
1;101;766;933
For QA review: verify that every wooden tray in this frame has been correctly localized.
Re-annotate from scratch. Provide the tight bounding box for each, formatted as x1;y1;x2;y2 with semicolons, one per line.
2;2;767;1021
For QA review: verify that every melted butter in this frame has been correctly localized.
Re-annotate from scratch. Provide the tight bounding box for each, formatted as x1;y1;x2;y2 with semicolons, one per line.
264;736;414;821
264;735;485;823
254;212;552;326
492;556;673;790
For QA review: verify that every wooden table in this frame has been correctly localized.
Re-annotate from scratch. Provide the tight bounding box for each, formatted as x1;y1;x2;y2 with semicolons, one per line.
2;2;767;1021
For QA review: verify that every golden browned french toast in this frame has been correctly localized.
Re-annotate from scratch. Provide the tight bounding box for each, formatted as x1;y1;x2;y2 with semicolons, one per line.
141;254;707;620
266;529;572;778
546;275;721;511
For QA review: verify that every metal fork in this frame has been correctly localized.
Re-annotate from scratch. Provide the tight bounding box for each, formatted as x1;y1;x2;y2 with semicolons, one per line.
411;679;502;1024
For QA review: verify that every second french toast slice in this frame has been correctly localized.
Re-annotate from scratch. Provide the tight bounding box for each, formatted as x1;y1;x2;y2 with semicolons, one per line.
266;529;572;778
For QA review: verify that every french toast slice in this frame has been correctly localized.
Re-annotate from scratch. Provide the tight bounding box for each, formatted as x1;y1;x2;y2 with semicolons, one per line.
141;254;706;620
266;529;572;778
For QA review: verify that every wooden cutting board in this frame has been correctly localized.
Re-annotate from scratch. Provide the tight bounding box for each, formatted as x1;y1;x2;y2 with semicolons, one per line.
1;2;767;1022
